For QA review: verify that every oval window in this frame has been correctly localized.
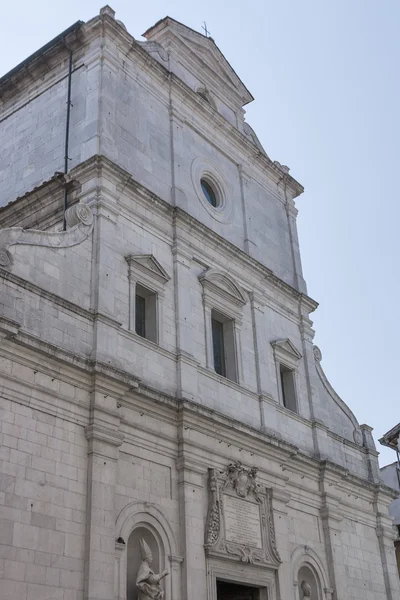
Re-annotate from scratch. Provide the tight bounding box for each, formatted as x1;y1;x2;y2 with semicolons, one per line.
200;179;218;207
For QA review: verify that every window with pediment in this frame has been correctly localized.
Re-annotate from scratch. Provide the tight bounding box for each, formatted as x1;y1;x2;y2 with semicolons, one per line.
271;339;302;414
125;254;170;346
198;269;247;384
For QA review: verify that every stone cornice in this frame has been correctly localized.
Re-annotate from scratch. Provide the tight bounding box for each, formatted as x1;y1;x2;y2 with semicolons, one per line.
0;268;93;320
0;21;84;103
61;155;317;312
0;322;386;493
0;173;80;229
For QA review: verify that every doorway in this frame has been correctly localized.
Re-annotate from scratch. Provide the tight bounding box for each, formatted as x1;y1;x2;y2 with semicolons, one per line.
217;580;261;600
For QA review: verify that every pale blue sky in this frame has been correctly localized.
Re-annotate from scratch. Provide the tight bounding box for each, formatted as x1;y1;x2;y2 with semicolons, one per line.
1;1;398;465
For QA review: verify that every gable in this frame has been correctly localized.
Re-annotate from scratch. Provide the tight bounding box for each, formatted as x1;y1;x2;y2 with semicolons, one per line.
125;254;170;288
271;339;302;361
143;17;254;108
198;268;247;308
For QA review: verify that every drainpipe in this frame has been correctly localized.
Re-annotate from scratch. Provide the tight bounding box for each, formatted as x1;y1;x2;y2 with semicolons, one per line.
63;48;73;230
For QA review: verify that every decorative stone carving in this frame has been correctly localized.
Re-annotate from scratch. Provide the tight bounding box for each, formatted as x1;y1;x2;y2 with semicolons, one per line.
205;462;281;568
222;461;261;502
136;537;169;600
0;247;13;269
65;202;93;227
301;580;312;598
243;123;269;158
0;203;94;265
313;346;322;362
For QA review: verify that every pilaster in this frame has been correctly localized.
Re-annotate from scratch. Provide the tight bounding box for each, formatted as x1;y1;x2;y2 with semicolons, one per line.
172;243;198;399
176;428;208;600
319;463;345;600
83;373;129;600
361;424;380;483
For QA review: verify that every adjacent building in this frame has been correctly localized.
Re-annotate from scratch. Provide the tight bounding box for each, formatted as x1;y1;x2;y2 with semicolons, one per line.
0;6;399;600
380;424;400;577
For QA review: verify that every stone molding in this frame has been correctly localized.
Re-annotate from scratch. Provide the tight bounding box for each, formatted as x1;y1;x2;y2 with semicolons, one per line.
291;544;332;600
51;155;317;315
191;157;234;223
198;268;247;312
271;338;302;365
125;253;171;291
0;203;93;269
243;122;269;157
313;345;364;446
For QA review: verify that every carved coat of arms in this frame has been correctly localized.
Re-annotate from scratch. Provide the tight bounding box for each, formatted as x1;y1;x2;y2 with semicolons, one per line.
223;461;261;501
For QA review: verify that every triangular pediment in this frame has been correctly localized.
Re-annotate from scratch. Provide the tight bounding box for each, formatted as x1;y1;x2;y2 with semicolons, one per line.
198;269;247;307
271;339;302;360
125;254;170;285
143;17;254;107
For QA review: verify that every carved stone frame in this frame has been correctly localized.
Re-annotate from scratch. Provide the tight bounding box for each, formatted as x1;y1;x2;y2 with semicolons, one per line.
206;559;276;600
205;462;281;600
114;501;183;600
125;254;170;346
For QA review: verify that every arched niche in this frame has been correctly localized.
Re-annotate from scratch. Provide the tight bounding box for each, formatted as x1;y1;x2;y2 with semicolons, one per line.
298;565;318;599
127;525;163;600
291;545;333;600
115;502;182;600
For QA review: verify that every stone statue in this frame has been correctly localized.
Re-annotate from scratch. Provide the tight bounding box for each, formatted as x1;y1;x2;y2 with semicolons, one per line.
136;538;169;600
301;580;312;598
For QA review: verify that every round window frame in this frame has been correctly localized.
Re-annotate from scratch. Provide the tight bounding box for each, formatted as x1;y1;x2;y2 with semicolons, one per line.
191;158;233;223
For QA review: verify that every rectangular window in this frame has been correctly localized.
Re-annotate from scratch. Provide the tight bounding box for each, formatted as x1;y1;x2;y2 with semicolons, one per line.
135;284;157;343
212;317;226;377
135;294;146;338
211;309;237;382
279;364;297;412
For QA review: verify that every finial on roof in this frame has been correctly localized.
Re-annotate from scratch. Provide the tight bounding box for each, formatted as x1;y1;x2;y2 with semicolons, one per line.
100;5;115;19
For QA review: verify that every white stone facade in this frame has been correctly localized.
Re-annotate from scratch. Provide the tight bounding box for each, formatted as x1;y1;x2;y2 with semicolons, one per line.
0;7;399;600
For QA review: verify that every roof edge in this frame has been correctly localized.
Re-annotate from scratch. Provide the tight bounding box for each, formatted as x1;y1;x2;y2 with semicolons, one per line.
0;20;84;89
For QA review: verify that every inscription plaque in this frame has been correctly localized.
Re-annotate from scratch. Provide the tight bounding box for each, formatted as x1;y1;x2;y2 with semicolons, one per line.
224;495;262;549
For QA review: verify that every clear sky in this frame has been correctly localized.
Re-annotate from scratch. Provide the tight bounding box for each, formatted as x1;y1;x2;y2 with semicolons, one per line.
1;1;398;466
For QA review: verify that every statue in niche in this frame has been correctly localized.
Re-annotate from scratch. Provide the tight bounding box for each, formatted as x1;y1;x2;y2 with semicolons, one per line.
136;538;169;600
300;580;312;598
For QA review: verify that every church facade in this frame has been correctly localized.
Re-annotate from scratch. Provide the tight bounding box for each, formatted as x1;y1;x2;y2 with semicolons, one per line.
0;6;398;600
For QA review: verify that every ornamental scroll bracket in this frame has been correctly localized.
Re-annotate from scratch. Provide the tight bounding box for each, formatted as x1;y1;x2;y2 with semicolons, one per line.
0;203;94;270
205;461;281;568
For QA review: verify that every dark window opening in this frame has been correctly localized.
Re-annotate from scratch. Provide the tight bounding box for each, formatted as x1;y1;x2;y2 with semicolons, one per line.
201;178;218;207
135;293;146;338
211;310;237;382
280;364;297;413
212;317;226;377
217;580;261;600
135;284;157;343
